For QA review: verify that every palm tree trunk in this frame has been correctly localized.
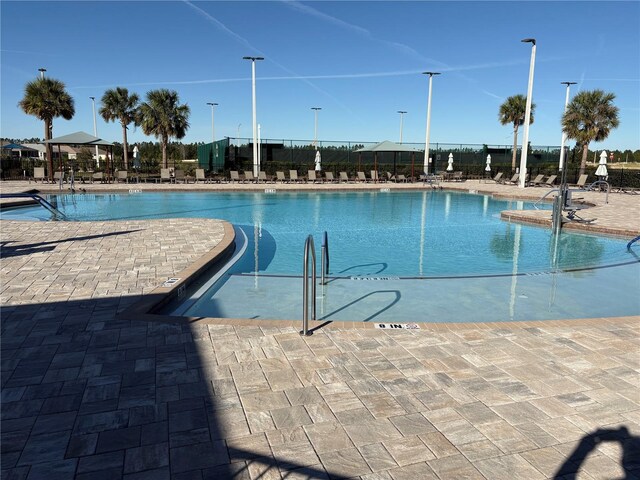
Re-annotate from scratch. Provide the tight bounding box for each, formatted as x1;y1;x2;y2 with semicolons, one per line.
162;137;168;169
45;119;53;181
579;143;589;177
122;124;129;170
511;124;519;171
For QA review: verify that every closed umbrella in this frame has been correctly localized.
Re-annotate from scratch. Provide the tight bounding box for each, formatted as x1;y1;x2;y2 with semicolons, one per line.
485;154;492;172
132;146;141;170
314;150;321;172
595;150;607;179
446;153;454;171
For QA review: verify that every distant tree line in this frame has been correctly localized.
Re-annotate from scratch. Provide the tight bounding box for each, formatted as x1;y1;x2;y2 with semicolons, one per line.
11;72;631;183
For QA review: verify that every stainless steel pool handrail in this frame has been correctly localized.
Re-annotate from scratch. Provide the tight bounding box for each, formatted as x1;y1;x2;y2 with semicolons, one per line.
0;193;67;219
321;231;329;286
301;234;316;336
585;180;610;204
533;188;559;210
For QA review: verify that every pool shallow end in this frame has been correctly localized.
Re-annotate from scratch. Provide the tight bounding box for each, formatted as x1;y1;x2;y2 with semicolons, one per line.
119;221;236;321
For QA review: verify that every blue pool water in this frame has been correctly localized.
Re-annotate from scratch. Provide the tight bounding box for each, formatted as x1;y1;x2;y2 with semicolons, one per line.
4;191;639;322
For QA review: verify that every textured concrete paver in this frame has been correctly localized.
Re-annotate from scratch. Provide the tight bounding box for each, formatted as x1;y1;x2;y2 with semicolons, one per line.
1;194;639;479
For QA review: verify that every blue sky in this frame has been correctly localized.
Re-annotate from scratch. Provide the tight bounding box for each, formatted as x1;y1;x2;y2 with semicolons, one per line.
2;1;639;150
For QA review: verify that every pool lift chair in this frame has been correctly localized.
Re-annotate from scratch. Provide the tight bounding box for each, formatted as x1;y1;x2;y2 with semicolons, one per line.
562;190;596;223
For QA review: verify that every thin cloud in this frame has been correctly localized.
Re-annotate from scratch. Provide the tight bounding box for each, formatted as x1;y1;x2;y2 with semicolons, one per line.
482;90;504;101
281;0;433;64
279;0;574;104
282;0;369;36
182;1;258;54
182;0;355;114
70;61;542;91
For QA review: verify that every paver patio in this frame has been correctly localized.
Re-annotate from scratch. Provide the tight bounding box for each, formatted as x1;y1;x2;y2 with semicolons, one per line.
1;180;639;479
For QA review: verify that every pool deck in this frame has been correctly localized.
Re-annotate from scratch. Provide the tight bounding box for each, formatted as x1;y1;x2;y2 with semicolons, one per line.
1;179;639;479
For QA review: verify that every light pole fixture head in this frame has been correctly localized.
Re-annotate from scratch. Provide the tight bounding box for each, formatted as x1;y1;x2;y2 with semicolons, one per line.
207;102;219;106
422;72;441;76
311;107;322;111
521;38;536;45
243;56;264;61
561;81;577;86
397;110;407;114
89;96;95;101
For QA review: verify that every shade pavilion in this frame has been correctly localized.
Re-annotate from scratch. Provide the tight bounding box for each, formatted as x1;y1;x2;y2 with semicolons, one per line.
45;131;114;182
355;140;423;180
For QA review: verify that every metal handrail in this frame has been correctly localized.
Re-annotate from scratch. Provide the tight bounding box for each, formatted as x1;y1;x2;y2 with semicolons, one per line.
585;180;610;204
533;188;559;210
301;235;316;336
321;231;329;285
628;235;640;251
0;193;67;219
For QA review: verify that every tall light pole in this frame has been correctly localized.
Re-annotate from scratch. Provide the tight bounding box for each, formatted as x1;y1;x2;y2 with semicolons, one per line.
38;68;46;79
207;102;218;161
243;56;264;177
90;96;99;167
518;38;536;188
397;111;407;143
311;107;321;149
206;102;218;145
558;82;576;172
422;72;440;175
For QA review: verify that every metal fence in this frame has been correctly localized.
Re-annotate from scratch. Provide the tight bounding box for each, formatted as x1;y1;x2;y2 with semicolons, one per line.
223;137;560;176
216;137;640;187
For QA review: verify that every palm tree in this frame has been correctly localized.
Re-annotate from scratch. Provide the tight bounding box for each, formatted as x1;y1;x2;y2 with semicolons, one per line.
99;87;139;170
18;77;75;180
498;94;535;171
562;90;620;177
136;89;190;169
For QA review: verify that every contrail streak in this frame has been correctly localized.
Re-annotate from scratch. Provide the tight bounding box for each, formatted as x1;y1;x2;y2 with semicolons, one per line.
182;0;355;114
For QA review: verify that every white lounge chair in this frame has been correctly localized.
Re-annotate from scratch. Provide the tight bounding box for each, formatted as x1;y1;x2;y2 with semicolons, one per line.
243;170;255;183
33;167;47;183
307;170;319;183
161;168;172;183
289;170;301;183
195;169;207;183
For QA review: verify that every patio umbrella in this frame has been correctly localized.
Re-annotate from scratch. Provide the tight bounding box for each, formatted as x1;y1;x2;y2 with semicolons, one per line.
133;146;141;169
447;153;454;172
314;150;321;172
595;150;608;178
485;154;492;172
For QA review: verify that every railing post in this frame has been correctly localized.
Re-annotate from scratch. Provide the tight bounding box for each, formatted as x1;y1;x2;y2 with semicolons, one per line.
301;235;315;336
321;231;329;286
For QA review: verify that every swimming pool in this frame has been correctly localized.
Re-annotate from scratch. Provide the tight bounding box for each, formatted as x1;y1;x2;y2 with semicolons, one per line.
4;190;639;322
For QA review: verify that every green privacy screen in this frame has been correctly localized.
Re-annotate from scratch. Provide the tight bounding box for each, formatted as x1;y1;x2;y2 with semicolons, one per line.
197;138;228;171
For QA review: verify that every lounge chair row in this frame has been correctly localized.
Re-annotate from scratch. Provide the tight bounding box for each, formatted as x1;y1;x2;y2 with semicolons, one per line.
491;172;557;187
228;170;395;183
492;172;592;189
